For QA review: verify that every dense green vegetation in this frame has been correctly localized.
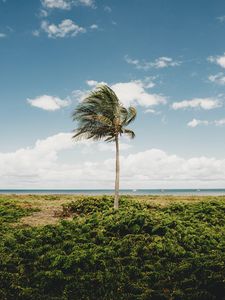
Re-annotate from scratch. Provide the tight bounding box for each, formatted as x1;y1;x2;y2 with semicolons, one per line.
0;199;36;233
0;196;225;299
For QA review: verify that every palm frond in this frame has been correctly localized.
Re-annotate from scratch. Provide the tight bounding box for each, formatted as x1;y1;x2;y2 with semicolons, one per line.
123;128;135;139
72;84;136;143
121;106;137;126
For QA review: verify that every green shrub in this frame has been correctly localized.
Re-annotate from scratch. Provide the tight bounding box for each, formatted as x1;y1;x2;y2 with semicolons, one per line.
0;197;224;299
0;200;36;234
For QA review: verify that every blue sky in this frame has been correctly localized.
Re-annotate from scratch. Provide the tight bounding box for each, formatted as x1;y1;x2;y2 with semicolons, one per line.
1;0;225;189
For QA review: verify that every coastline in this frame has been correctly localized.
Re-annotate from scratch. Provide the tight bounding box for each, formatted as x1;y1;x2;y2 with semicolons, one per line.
1;188;225;196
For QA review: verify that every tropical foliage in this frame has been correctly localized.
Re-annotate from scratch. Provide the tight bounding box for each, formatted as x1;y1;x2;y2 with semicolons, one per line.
72;85;136;142
72;85;136;208
0;196;225;299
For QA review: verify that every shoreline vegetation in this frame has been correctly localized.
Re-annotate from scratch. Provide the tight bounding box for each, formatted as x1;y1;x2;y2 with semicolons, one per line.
0;193;224;226
0;194;225;299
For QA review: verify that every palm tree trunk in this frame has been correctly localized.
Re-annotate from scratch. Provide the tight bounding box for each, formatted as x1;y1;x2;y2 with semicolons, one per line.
114;135;120;209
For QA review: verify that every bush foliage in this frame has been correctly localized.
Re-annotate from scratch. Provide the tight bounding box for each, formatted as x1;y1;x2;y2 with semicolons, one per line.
0;196;225;299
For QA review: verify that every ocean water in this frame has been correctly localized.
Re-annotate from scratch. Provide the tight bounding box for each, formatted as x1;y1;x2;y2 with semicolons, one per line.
0;189;225;196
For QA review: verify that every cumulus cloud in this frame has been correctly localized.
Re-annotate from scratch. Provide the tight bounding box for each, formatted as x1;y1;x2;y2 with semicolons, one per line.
86;80;107;87
172;97;221;110
78;0;94;7
187;118;225;128
0;133;131;188
125;55;181;70
86;80;98;86
142;77;156;88
111;81;166;107
32;30;40;37
74;79;166;108
144;108;161;115
208;53;225;68
41;19;86;38
1;132;225;188
214;119;225;126
0;33;6;38
41;0;71;9
41;0;94;10
0;133;74;183
98;143;132;152
208;73;225;85
187;119;209;128
72;80;107;102
72;89;89;102
153;57;181;68
90;24;98;30
27;95;70;111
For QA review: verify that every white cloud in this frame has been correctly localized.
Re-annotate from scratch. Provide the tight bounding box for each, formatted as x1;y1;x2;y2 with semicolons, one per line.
0;33;6;38
142;76;156;88
41;0;94;10
90;24;98;30
86;80;98;86
72;80;108;102
153;57;181;68
208;53;225;68
41;19;86;38
144;108;156;114
187;119;209;128
86;80;107;87
27;95;70;111
208;73;225;85
214;119;225;126
172;97;221;110
98;143;132;152
125;55;181;70
72;89;89;102
125;56;140;67
32;30;40;37
41;0;72;9
78;0;94;7
187;118;225;128
2;132;225;188
144;108;161;115
75;79;166;108
112;81;166;107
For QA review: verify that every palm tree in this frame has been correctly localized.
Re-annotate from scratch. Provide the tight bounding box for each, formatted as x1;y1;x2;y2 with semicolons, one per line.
72;85;136;209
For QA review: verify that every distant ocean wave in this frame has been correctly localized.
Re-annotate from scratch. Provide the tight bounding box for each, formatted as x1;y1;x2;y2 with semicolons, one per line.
1;189;225;195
